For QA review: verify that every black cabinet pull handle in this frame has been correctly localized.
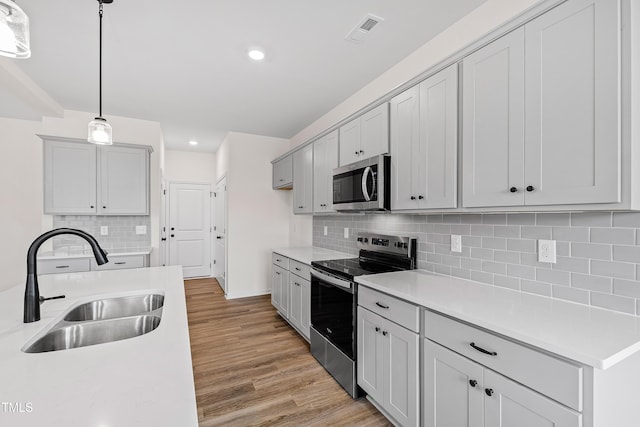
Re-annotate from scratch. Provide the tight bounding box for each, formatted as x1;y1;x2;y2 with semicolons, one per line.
485;388;494;397
171;227;175;231
526;185;535;192
276;259;281;262
171;234;175;238
55;265;70;269
382;330;388;336
355;151;359;155
509;187;518;193
359;150;364;154
295;267;301;271
375;327;380;332
114;262;126;265
90;205;95;208
410;196;416;200
470;342;497;356
102;206;107;209
469;379;477;388
375;302;389;309
276;272;281;275
418;195;424;200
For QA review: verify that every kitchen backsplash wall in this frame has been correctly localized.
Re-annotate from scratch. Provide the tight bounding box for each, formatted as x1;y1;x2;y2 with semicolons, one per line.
52;215;151;251
313;212;640;316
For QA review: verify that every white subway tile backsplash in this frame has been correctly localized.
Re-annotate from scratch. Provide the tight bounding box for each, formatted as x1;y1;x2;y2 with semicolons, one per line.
53;215;151;251
314;210;640;316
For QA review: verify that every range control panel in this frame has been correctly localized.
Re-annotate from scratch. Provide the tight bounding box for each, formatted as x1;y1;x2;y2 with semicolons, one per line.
356;232;415;257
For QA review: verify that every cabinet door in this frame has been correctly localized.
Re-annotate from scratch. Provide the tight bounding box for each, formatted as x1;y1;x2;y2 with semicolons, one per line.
99;145;149;215
299;278;311;339
360;103;389;159
524;0;620;205
384;316;419;427
484;370;581;427
339;118;361;166
273;155;293;189
313;130;338;212
271;265;289;316
357;306;384;403
390;85;421;210
293;144;313;214
289;276;303;331
462;28;525;207
424;340;484;427
419;64;458;209
44;140;97;215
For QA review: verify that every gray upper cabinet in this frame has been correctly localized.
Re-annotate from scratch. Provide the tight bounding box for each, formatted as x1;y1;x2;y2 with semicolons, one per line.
339;103;389;166
391;64;458;210
313;130;339;213
462;27;526;208
44;139;98;215
43;137;150;215
272;155;293;189
463;0;620;208
293;144;313;214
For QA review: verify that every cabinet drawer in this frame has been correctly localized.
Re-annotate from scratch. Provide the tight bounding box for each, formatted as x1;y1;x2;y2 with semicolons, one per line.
289;260;311;280
38;258;90;275
91;255;145;271
272;253;289;270
424;310;583;411
359;286;419;333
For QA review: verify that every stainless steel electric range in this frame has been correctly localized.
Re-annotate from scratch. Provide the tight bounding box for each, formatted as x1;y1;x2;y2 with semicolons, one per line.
310;232;417;398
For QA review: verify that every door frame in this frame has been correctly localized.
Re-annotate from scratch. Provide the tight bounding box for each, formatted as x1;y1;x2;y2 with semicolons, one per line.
213;175;228;291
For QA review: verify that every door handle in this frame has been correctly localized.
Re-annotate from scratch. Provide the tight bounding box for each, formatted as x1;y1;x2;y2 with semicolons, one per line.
171;234;175;238
361;166;375;202
216;236;222;239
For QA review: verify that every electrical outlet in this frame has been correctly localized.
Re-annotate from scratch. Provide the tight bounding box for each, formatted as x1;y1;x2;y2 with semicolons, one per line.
344;228;349;239
451;235;462;253
100;226;108;236
538;239;557;263
135;225;147;235
324;226;328;236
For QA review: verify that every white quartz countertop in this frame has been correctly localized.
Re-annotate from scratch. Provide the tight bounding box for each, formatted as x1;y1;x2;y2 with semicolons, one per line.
0;266;197;427
356;269;640;370
272;246;353;265
37;248;152;260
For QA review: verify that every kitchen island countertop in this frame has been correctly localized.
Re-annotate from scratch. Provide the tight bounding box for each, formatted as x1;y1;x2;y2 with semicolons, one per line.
0;266;197;427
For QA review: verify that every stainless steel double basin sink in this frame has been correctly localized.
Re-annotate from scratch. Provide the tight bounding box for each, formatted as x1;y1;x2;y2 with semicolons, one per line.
22;293;164;353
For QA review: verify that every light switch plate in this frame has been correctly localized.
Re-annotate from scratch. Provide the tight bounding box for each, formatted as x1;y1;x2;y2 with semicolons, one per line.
344;228;349;239
451;235;462;253
135;225;147;235
324;226;328;236
100;226;108;236
538;239;557;263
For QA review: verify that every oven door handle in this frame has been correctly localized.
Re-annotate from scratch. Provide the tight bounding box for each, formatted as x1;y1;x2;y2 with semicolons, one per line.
361;166;375;202
311;269;353;293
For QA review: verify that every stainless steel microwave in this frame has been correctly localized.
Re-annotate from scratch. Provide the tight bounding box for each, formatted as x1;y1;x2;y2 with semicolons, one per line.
332;155;390;212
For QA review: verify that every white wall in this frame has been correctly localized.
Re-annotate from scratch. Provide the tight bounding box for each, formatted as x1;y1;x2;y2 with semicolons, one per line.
0;110;164;292
164;149;216;184
289;0;546;147
214;131;290;299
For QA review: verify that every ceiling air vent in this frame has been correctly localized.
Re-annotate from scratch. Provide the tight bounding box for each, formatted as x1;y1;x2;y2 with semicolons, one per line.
345;14;384;43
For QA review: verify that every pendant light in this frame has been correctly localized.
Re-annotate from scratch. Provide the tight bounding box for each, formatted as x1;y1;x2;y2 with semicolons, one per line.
88;0;113;145
0;0;30;58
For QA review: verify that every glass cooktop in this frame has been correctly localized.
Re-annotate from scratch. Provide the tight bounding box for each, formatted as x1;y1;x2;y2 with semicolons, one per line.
311;257;405;281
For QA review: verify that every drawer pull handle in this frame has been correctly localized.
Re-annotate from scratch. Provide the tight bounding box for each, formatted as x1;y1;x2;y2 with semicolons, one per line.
276;259;281;262
375;327;380;332
470;342;497;356
114;262;126;265
375;302;389;309
469;379;477;388
56;265;70;269
485;388;494;397
295;267;301;271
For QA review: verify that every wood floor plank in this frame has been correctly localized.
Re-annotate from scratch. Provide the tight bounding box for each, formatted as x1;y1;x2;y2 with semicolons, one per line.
185;278;391;426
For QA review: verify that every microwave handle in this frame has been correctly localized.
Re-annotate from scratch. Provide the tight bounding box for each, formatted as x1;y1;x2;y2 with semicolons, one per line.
362;166;375;202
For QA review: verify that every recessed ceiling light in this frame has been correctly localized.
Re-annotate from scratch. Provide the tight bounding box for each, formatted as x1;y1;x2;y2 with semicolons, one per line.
188;140;198;146
248;48;265;61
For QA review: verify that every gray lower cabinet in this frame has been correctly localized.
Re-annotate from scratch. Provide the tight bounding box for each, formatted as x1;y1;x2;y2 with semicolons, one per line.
271;253;311;340
357;287;419;426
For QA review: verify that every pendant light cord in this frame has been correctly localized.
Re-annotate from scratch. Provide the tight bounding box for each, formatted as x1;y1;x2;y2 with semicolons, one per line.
98;0;103;118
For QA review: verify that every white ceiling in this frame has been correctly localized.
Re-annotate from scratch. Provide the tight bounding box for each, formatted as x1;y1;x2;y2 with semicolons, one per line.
4;0;485;152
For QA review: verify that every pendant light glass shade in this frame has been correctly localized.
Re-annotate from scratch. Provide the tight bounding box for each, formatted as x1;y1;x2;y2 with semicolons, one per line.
88;117;113;145
0;0;30;58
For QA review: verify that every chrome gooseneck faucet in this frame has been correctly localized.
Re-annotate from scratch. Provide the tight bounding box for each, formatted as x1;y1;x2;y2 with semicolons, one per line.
24;228;109;323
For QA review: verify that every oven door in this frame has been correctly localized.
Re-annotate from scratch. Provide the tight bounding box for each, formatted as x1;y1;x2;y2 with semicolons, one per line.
310;268;356;360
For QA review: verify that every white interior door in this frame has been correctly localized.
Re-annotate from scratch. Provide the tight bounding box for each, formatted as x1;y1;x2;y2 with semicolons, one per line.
213;177;227;293
168;183;212;279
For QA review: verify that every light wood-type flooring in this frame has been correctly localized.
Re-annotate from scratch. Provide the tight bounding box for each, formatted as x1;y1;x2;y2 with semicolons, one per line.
185;277;391;427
